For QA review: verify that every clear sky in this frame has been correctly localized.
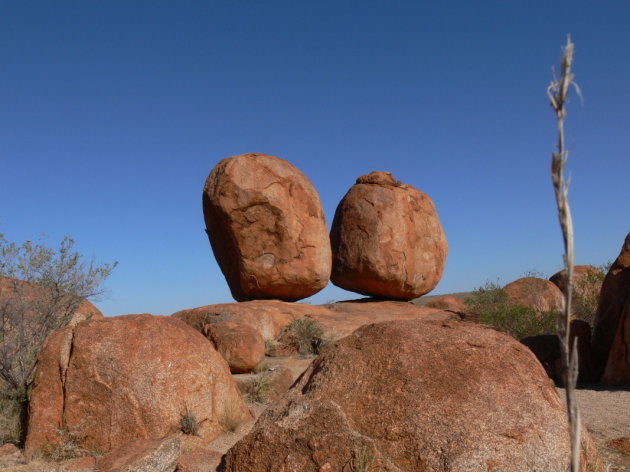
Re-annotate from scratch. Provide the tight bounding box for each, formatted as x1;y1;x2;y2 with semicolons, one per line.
1;1;628;316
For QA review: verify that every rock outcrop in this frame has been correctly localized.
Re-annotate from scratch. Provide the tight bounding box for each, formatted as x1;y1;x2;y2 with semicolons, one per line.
25;314;251;458
601;298;630;386
592;232;630;378
202;153;331;302
503;277;564;312
203;321;265;374
173;299;457;344
224;319;593;471
330;171;447;300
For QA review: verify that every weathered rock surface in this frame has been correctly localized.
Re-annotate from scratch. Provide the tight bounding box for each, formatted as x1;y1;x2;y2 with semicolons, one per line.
173;300;456;344
224;319;592;472
203;153;331;302
503;277;564;312
601;298;630;386
592;232;630;377
176;447;223;472
549;265;602;295
95;436;181;472
203;321;265;374
330;171;447;300
25;314;251;458
0;443;25;467
172;300;326;341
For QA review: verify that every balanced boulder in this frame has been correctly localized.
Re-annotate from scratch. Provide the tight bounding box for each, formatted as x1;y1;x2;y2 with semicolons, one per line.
592;232;630;377
330;171;447;300
224;319;593;471
202;153;331;302
25;314;251;458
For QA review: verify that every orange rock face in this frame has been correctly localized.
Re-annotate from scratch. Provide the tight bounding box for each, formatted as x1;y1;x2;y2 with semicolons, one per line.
330;171;447;300
592;232;630;377
202;153;331;302
601;298;630;386
203;321;265;374
503;277;564;312
224;319;593;471
25;314;251;458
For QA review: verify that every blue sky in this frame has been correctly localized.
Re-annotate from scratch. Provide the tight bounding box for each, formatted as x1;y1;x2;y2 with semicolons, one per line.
1;1;628;316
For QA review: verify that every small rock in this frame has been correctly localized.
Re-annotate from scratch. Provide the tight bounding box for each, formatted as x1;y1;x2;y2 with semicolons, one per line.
203;321;265;374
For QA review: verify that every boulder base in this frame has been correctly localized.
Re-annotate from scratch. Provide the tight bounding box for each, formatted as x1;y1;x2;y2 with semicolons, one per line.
224;319;594;471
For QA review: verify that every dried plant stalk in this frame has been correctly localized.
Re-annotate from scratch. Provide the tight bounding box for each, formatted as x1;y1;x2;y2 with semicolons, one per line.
548;35;581;472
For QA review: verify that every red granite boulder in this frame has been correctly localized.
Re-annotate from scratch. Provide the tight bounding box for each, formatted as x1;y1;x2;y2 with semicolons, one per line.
224;319;595;471
25;314;251;458
330;171;447;300
202;153;331;302
503;277;564;312
203;321;265;374
592;232;630;377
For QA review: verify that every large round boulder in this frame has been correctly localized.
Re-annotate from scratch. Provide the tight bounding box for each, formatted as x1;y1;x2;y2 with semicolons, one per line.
224;319;594;471
330;171;447;300
24;314;252;458
503;277;564;312
202;153;331;302
592;232;630;378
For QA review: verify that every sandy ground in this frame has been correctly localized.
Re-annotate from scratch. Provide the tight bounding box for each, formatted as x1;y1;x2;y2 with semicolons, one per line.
558;386;630;470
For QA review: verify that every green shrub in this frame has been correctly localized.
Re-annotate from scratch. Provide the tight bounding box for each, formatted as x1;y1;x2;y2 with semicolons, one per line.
247;372;274;404
287;317;328;355
466;281;558;339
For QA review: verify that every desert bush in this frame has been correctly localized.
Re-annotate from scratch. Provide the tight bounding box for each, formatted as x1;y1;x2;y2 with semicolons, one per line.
247;371;274;404
219;398;243;433
571;263;610;324
0;234;116;444
180;404;204;436
287;317;328;355
466;280;557;339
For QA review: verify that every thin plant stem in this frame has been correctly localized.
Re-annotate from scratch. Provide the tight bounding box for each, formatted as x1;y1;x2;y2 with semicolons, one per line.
548;35;581;472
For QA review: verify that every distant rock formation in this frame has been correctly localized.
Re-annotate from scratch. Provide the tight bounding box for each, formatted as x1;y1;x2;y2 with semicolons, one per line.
330;171;447;300
202;153;331;302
